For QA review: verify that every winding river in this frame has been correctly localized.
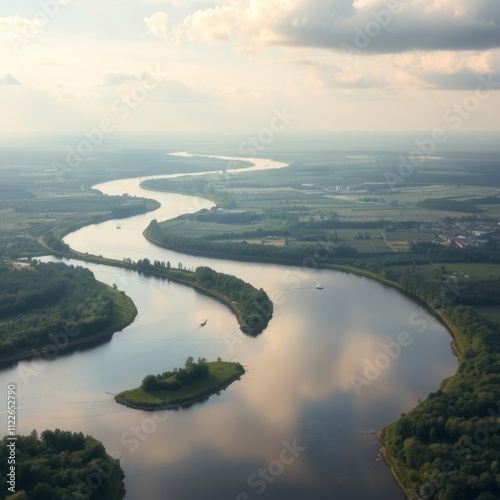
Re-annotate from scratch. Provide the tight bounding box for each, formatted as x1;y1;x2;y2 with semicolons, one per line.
3;153;457;499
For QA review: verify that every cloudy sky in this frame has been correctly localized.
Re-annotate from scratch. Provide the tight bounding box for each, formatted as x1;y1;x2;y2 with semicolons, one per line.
1;0;499;134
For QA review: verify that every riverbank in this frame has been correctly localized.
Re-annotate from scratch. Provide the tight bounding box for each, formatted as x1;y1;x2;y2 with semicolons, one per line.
142;231;473;498
0;281;137;368
114;361;245;410
53;160;479;497
41;227;272;334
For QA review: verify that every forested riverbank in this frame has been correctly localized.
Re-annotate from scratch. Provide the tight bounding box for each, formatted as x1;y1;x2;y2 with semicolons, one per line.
143;211;500;498
0;261;137;366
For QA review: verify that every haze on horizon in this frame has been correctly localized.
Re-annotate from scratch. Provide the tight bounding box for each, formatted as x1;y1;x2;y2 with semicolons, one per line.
1;0;499;135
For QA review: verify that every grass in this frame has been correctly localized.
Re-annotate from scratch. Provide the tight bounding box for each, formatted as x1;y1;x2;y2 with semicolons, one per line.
159;218;286;238
437;262;500;280
380;426;418;499
477;306;500;324
385;231;435;242
389;262;500;282
115;361;245;410
105;284;138;332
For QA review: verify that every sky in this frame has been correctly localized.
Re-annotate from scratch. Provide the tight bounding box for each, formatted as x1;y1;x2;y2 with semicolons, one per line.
0;0;499;134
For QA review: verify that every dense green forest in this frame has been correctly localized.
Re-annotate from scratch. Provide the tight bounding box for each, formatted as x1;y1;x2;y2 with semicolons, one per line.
0;429;125;499
368;265;500;499
0;261;135;363
0;238;47;259
409;241;500;264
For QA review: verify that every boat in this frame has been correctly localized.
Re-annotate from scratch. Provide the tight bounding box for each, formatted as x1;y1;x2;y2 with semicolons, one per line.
200;319;207;326
116;224;121;229
315;283;324;289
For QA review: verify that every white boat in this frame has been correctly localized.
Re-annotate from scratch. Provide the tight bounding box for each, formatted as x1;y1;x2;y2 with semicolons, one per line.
315;283;324;289
200;319;207;326
116;224;121;229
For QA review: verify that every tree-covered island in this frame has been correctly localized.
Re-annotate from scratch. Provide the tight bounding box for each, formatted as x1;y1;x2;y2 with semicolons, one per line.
115;357;245;410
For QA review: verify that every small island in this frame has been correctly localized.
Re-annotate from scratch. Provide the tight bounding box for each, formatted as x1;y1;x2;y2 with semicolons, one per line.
115;357;245;410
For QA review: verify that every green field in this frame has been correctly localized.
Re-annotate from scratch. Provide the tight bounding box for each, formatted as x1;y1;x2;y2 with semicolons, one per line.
402;262;500;282
385;231;435;242
159;218;285;238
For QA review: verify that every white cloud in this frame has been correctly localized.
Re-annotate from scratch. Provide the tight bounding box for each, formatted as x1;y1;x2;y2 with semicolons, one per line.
144;11;170;40
170;0;500;53
286;56;393;90
1;0;499;133
180;5;238;44
392;50;500;89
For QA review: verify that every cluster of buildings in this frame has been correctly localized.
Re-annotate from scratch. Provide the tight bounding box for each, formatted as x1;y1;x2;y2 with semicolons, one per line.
433;220;499;248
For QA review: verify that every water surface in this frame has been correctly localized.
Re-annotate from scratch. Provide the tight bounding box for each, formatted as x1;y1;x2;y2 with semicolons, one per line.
2;153;457;499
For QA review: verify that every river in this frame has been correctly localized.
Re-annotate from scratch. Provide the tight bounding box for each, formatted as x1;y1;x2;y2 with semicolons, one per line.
3;153;457;499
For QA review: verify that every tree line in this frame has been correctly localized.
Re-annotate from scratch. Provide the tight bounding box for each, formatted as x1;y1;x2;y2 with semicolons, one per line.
0;429;125;499
142;356;209;391
144;219;358;266
132;255;273;334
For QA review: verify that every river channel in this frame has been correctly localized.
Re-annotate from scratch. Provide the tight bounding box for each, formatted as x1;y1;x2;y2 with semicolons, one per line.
4;153;457;499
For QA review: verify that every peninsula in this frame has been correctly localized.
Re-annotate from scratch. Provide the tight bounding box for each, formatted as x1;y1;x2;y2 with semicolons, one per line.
0;261;136;366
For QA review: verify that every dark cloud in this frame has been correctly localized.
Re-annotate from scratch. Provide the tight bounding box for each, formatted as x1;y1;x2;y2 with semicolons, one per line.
267;0;500;54
417;69;500;91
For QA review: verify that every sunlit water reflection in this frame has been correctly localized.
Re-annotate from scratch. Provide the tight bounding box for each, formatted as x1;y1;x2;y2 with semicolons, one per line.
1;154;456;499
